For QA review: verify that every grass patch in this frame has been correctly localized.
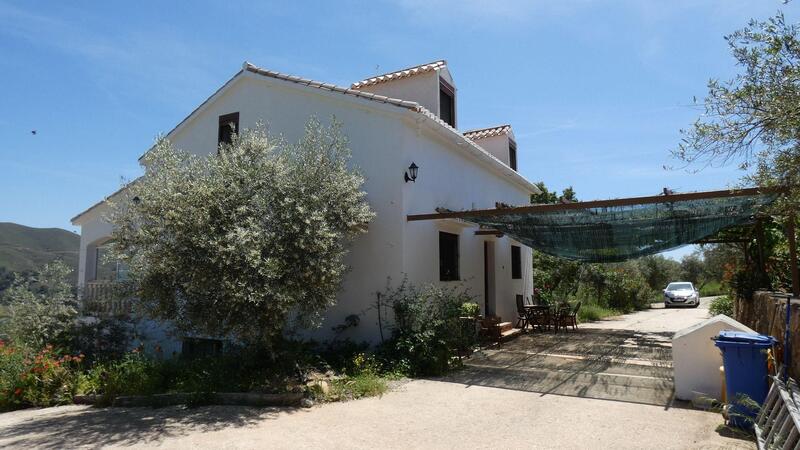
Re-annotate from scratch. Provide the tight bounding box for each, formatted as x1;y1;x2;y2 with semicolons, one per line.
700;281;725;297
331;373;388;401
578;303;620;322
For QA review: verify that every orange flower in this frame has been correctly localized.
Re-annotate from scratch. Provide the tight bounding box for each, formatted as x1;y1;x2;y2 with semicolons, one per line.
14;388;22;396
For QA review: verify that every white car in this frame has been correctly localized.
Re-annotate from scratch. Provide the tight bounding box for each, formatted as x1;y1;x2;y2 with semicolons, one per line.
664;282;700;308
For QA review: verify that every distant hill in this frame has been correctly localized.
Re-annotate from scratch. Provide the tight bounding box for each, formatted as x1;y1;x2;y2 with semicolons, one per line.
0;222;80;285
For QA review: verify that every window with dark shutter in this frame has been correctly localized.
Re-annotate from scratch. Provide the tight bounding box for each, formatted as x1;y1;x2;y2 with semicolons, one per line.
439;79;455;127
439;231;460;281
218;112;240;147
511;245;522;279
509;140;518;171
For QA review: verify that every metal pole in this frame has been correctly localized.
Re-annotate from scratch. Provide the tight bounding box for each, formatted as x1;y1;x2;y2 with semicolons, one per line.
784;295;791;382
787;216;800;298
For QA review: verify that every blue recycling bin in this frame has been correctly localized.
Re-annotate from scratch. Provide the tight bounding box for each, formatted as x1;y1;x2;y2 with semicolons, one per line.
714;330;776;429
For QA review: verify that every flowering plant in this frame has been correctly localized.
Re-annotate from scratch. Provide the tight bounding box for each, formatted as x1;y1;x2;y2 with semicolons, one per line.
0;341;84;409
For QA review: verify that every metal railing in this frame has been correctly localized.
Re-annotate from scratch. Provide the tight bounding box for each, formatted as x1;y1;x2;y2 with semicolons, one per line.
80;281;134;316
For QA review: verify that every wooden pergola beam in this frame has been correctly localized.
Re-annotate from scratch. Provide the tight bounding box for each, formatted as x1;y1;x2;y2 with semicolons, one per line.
693;238;752;244
407;186;786;221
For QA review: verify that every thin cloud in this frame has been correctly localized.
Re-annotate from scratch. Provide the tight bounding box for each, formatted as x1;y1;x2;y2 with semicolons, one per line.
389;0;596;25
0;2;224;107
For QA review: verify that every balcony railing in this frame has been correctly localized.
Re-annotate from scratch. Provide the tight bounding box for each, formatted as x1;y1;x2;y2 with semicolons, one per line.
81;281;134;316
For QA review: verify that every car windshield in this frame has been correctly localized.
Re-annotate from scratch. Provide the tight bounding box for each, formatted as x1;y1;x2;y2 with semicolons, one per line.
667;283;693;291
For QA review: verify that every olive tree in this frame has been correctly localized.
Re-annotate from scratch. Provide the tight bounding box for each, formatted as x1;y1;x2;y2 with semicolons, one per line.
0;261;78;348
675;12;800;209
109;117;374;347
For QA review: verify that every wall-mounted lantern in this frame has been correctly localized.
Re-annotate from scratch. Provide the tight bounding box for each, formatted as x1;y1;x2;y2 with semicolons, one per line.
404;162;419;183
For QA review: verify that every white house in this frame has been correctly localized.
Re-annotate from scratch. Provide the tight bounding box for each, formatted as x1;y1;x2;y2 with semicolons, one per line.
71;60;539;348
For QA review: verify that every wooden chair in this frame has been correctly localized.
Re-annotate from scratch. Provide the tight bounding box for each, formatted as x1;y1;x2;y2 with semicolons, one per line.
567;302;581;330
514;295;529;330
553;304;572;333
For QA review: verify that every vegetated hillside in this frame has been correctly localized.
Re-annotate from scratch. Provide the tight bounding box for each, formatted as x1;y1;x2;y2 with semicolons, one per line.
0;222;79;285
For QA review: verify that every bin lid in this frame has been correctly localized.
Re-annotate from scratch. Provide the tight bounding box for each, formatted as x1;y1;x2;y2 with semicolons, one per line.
715;330;776;345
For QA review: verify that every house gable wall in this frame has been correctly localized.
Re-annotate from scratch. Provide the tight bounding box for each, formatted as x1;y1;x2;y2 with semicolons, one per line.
471;134;512;167
73;68;535;343
353;70;442;120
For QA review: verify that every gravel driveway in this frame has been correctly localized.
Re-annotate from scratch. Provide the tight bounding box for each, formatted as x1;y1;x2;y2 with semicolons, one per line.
0;298;753;449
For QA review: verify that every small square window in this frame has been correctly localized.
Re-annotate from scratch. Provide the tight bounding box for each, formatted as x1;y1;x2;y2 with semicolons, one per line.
181;337;223;359
511;245;522;279
439;231;460;281
218;112;239;147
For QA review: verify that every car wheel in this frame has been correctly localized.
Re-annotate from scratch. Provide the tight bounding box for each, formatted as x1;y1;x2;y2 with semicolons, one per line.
693;303;700;308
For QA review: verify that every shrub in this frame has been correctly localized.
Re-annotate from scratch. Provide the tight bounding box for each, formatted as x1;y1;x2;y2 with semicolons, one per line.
0;342;84;410
83;351;166;404
0;262;78;349
460;302;480;318
377;279;477;376
709;295;734;317
69;318;133;363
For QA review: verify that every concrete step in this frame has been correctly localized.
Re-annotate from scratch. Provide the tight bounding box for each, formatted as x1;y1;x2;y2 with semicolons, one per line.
499;327;522;342
497;321;514;334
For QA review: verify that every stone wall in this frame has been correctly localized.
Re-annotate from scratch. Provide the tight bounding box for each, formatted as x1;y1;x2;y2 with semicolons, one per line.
735;291;800;379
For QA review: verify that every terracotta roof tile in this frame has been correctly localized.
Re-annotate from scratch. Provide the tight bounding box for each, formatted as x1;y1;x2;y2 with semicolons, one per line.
462;125;512;140
351;60;447;89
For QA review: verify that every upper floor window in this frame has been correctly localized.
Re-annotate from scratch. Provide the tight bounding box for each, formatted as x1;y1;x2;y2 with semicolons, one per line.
509;140;517;171
511;245;522;279
439;79;455;127
439;231;460;281
218;112;240;147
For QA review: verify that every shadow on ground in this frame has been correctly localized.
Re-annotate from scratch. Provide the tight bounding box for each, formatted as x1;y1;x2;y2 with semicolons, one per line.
0;404;299;448
444;328;680;407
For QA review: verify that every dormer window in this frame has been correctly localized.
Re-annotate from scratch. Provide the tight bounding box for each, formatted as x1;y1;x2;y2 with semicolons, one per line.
218;112;239;147
439;78;455;127
509;140;517;171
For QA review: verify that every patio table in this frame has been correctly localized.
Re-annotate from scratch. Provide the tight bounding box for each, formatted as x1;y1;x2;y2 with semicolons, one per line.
523;305;552;331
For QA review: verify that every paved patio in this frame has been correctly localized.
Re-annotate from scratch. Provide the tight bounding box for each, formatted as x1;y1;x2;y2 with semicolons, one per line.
452;327;675;405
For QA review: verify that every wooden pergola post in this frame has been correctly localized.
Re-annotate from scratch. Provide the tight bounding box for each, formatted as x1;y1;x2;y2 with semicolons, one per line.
787;216;800;298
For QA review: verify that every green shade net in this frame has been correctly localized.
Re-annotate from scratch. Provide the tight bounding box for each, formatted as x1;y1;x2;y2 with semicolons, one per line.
462;194;777;263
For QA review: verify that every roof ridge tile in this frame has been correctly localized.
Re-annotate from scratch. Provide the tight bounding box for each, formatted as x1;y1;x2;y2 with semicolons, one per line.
351;60;447;89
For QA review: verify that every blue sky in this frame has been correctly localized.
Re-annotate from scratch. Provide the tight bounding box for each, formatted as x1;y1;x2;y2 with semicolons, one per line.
0;1;795;259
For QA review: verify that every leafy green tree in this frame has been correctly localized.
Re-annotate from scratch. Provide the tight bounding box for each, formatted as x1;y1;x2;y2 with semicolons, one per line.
531;182;576;204
674;12;800;210
680;253;705;286
0;261;78;348
109;118;374;347
635;255;681;290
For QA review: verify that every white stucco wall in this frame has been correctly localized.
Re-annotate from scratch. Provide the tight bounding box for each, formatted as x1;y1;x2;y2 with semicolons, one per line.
73;69;535;345
471;134;512;167
401;120;533;323
673;315;755;403
75;206;113;286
